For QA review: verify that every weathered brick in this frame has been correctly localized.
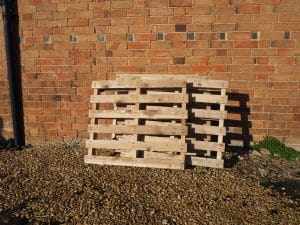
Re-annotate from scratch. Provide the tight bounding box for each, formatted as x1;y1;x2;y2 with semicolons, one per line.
145;0;169;8
237;5;261;14
169;0;192;7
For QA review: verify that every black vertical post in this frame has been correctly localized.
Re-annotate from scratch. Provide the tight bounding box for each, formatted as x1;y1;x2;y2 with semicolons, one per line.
1;0;25;146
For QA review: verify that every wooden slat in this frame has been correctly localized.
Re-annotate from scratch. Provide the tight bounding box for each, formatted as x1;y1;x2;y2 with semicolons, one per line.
91;93;187;103
191;109;227;119
92;79;185;89
88;88;98;156
189;139;225;152
217;88;226;160
186;156;224;168
117;73;207;82
144;152;182;160
86;140;186;152
191;94;228;104
145;120;181;126
192;80;228;89
115;74;227;89
89;109;187;119
84;155;184;169
190;124;226;136
88;124;187;135
144;136;181;143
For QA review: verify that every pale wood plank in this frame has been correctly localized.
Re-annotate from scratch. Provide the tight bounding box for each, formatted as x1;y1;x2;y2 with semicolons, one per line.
144;152;182;160
144;136;182;143
92;79;185;89
86;140;187;152
84;155;184;169
87;88;98;156
191;124;226;136
117;73;207;82
91;93;187;103
217;88;227;160
187;156;224;168
145;120;182;126
116;74;227;88
191;94;228;104
89;109;187;119
88;124;187;135
192;80;228;89
192;108;227;119
188;139;225;152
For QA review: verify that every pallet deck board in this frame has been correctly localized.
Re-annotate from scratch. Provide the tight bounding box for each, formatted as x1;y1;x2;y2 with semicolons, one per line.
84;155;184;170
92;79;186;89
91;93;187;103
88;124;187;135
86;139;186;152
89;109;187;119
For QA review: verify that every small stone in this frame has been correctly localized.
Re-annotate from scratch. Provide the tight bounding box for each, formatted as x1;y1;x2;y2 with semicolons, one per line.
162;219;168;225
251;150;262;157
258;168;268;177
260;148;270;155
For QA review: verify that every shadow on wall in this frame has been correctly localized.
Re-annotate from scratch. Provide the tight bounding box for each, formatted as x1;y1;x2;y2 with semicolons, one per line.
224;93;252;154
0;117;4;141
1;1;25;146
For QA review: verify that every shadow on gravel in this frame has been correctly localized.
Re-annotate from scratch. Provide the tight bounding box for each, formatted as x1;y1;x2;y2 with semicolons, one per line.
0;199;64;225
0;200;30;225
224;93;252;168
261;179;300;201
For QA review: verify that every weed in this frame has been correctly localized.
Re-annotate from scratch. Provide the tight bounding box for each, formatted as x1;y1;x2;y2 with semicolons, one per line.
251;136;300;161
195;167;207;177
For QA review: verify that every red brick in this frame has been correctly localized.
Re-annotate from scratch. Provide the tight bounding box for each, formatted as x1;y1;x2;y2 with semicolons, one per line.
186;7;210;15
111;0;133;9
128;42;150;49
145;0;169;8
254;65;275;72
234;41;258;48
193;15;215;24
68;18;89;27
169;0;192;7
227;32;251;40
193;0;215;7
111;17;134;26
135;34;156;41
150;8;173;16
237;5;261;14
274;4;300;13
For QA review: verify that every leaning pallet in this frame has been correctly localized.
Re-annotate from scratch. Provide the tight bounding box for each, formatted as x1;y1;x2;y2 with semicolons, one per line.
186;79;228;168
84;78;188;169
116;74;228;169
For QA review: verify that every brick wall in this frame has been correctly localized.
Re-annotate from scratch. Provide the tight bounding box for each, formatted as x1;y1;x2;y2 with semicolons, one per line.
0;0;299;150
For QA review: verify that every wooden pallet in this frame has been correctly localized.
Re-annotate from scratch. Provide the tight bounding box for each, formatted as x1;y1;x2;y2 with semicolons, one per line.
186;79;228;168
84;78;188;169
116;74;228;169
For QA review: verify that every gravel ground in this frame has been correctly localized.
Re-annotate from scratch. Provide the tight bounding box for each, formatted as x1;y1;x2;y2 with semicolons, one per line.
0;141;299;225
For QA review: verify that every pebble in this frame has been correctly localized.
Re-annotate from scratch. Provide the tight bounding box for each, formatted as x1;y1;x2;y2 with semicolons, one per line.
251;150;262;157
162;219;168;224
258;168;269;177
260;148;271;155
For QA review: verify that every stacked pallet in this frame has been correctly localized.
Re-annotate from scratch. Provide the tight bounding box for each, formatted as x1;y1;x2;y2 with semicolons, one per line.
85;75;228;169
85;78;188;169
